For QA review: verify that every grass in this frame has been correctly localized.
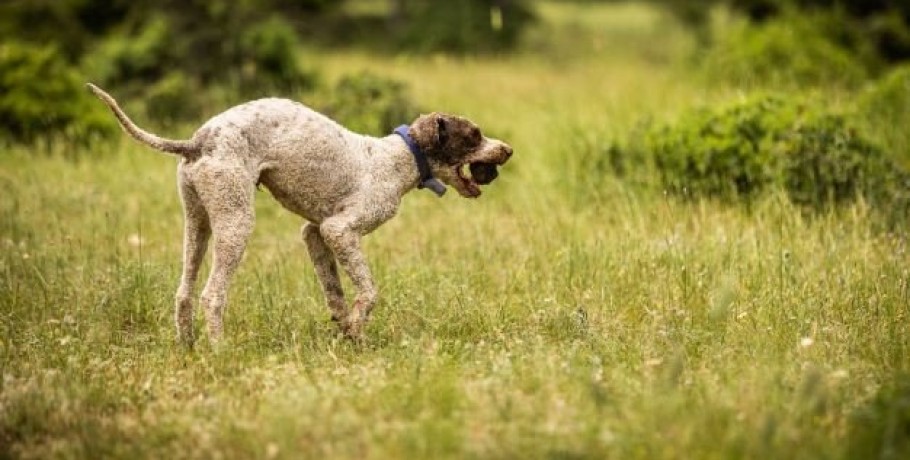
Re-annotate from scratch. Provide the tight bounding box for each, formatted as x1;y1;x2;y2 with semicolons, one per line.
2;2;909;459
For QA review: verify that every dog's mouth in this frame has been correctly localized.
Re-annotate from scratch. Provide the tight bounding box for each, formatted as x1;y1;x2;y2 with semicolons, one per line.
443;140;512;198
453;161;503;198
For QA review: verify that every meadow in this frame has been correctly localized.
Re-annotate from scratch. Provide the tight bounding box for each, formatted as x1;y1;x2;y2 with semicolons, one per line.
2;2;908;458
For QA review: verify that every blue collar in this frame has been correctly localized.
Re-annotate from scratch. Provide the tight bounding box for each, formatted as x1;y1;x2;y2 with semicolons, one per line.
394;125;447;197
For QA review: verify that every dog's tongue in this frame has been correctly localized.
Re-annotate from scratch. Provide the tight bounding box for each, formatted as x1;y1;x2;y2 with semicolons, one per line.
469;163;498;185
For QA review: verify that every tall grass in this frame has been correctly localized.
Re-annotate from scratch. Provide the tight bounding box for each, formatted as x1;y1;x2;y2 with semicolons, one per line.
2;2;908;458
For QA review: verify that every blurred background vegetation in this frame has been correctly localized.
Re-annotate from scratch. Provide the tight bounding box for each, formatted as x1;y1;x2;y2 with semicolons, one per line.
1;0;907;132
1;0;909;216
0;0;535;141
0;0;903;131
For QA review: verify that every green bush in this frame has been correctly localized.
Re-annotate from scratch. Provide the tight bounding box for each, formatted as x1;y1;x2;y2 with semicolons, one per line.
859;64;910;168
80;13;315;126
83;13;317;92
143;72;204;126
0;42;115;146
238;16;316;95
318;71;420;136
621;95;907;213
82;15;173;87
702;13;869;87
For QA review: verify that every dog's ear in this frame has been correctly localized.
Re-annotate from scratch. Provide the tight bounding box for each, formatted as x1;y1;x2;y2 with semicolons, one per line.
409;112;477;164
435;115;448;148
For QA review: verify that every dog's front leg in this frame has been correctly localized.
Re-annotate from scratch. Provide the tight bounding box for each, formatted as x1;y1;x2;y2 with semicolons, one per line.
319;217;378;339
302;223;348;323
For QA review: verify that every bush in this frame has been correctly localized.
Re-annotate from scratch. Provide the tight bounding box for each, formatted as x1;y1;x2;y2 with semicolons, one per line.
318;71;421;136
0;42;115;146
143;72;204;126
82;15;173;88
81;13;316;126
618;95;908;213
859;64;910;168
237;16;316;95
702;13;869;87
83;13;317;92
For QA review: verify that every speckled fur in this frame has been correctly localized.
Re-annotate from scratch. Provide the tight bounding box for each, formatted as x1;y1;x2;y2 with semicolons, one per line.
87;83;512;344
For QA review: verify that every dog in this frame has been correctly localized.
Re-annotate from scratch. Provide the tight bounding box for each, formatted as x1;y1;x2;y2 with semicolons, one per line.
87;83;512;344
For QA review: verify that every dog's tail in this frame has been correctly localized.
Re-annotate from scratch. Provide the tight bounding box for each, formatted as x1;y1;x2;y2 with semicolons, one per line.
86;83;199;156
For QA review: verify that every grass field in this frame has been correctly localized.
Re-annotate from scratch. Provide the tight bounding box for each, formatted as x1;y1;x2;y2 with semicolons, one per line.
2;2;909;459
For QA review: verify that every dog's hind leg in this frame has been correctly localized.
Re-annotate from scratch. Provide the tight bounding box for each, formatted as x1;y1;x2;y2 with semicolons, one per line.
194;162;256;344
174;180;210;347
302;223;348;323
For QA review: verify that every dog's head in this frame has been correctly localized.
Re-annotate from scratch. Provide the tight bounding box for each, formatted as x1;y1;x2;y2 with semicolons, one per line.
408;113;513;198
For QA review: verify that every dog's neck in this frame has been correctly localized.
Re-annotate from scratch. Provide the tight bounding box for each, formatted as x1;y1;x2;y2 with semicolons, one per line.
360;134;431;199
393;125;446;197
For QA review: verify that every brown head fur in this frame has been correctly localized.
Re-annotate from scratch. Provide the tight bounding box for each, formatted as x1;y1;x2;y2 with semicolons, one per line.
408;112;513;197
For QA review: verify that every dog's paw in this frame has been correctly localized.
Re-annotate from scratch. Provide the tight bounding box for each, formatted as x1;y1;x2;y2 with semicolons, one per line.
339;315;366;342
176;332;196;350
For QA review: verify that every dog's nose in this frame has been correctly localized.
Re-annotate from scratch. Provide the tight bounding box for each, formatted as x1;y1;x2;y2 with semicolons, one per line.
503;145;513;159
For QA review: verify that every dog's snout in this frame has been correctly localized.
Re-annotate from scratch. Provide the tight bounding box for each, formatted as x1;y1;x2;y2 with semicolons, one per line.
503;145;513;159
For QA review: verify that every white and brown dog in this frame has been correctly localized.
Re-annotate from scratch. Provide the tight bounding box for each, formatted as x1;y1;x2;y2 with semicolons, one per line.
87;83;512;344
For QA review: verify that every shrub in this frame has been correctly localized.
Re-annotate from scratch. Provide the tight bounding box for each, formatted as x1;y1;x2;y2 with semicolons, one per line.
626;95;908;213
237;16;316;95
0;42;115;146
143;72;204;126
318;71;420;136
859;64;910;168
83;13;317;93
80;13;316;127
82;15;173;87
702;13;869;87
